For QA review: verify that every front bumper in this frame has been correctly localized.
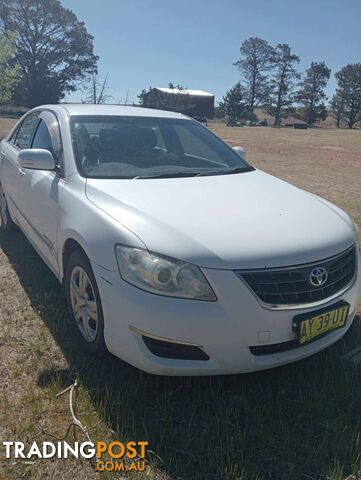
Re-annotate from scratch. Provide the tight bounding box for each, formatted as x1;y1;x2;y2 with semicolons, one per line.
92;248;361;376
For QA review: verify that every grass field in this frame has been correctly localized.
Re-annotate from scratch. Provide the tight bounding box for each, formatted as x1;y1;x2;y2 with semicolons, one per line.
1;119;361;480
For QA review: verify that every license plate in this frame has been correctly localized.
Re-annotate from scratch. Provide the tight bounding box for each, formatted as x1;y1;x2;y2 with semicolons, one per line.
293;301;350;346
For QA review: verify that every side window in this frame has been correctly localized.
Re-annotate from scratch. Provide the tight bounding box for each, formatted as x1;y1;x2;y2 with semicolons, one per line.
9;126;20;145
15;113;39;150
152;127;167;151
174;125;226;165
31;120;55;156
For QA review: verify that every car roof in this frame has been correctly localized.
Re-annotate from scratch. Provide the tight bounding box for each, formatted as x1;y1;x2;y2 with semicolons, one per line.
36;103;191;119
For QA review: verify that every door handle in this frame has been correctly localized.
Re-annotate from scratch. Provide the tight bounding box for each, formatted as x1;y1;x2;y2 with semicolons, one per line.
18;168;26;176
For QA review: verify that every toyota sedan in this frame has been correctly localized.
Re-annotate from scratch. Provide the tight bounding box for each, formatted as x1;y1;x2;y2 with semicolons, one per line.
0;104;360;375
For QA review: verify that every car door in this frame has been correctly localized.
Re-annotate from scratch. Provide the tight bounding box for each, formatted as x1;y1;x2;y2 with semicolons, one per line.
0;112;39;221
18;111;64;276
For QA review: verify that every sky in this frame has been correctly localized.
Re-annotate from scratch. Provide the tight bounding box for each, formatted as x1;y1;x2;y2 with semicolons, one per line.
60;0;361;105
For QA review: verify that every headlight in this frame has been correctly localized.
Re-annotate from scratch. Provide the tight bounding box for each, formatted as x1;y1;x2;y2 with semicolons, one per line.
115;245;216;300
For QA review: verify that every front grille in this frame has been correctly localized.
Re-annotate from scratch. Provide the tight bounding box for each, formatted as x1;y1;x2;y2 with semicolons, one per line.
238;245;356;306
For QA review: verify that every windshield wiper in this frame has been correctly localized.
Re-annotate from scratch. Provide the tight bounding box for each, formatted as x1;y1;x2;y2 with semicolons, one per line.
195;167;247;177
133;166;250;179
133;172;200;179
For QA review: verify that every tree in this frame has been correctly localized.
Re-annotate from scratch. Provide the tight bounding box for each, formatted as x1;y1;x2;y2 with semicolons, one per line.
168;82;186;90
218;82;247;123
297;61;331;125
82;73;112;104
267;44;300;126
330;64;361;129
0;0;98;106
329;93;343;128
330;66;350;127
0;34;20;103
137;88;149;107
233;37;274;111
342;64;361;128
138;86;167;109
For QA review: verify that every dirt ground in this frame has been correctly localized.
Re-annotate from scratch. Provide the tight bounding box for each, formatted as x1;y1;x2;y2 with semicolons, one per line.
0;118;17;140
209;124;361;227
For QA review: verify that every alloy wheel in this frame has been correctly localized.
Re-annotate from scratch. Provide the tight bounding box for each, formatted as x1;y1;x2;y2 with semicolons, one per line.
69;266;99;342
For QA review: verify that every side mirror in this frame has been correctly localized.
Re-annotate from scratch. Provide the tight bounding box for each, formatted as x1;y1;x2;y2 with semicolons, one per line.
18;149;56;171
233;146;246;158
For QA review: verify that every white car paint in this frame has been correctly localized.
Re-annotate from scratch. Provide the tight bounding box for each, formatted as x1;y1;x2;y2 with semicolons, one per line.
0;104;360;376
85;171;355;270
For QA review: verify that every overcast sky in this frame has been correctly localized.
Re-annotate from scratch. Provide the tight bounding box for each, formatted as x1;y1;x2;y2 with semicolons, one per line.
61;0;361;105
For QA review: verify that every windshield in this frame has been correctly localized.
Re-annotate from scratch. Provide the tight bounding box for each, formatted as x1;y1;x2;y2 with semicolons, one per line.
70;115;252;179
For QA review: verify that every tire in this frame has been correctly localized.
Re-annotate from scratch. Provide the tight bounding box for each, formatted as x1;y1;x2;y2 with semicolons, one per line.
65;250;107;357
0;182;16;232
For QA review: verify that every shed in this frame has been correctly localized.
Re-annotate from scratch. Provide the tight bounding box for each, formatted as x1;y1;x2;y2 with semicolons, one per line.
284;117;308;129
142;87;215;119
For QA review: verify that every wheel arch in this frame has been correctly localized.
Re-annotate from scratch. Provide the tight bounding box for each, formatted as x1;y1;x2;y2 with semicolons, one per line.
61;236;91;284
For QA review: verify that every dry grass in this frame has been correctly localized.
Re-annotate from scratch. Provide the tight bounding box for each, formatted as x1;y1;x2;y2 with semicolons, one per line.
0;117;18;140
0;119;361;480
209;124;361;226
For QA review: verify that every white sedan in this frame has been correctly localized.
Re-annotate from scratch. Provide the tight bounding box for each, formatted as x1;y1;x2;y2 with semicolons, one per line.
0;104;360;375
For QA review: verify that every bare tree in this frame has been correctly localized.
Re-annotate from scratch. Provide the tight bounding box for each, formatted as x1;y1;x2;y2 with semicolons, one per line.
233;37;275;111
267;44;300;126
83;73;112;104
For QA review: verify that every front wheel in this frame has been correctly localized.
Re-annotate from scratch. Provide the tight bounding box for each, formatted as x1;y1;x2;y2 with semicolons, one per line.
0;183;16;232
65;250;107;356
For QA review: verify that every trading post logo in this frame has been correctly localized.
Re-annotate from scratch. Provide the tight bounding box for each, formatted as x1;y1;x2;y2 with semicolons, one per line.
2;440;149;473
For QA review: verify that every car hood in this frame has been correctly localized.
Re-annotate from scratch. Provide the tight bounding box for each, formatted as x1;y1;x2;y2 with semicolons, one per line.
85;170;356;269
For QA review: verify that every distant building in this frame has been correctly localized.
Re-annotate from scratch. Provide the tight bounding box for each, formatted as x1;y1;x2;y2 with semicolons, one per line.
142;87;215;119
284;117;308;129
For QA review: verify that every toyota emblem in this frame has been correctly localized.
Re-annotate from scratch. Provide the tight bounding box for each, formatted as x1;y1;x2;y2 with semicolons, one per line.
309;267;328;287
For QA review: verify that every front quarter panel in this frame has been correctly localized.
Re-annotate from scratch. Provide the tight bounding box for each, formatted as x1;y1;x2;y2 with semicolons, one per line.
57;174;146;279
